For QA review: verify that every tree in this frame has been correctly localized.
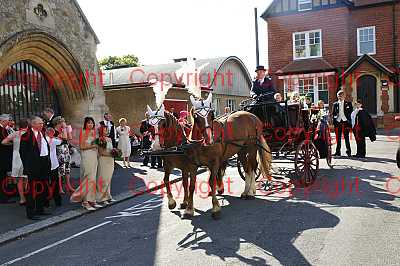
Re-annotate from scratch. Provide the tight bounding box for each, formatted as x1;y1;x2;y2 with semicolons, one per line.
98;54;140;69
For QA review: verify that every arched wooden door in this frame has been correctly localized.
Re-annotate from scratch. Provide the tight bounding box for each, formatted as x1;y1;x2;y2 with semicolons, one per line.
357;75;377;114
0;61;60;122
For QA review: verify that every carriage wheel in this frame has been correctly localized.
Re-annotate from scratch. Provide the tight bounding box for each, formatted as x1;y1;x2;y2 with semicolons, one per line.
325;126;333;168
294;140;319;187
237;157;262;181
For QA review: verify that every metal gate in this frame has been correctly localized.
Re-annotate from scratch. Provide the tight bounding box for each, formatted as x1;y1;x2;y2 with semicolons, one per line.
0;61;60;122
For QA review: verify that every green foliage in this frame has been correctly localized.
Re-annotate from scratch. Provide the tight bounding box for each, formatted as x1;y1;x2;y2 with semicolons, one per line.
98;54;140;69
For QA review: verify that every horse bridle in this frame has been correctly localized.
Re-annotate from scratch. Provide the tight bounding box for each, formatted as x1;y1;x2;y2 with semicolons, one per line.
192;100;215;144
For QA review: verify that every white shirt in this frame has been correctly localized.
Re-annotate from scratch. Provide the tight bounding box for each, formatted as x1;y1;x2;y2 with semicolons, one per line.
46;137;62;170
337;100;347;122
351;108;361;128
32;130;49;157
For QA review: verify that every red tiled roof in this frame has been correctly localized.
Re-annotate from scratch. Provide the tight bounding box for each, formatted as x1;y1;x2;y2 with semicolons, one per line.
277;58;335;75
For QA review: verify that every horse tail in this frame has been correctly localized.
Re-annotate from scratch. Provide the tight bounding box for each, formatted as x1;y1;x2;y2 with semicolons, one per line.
257;135;272;181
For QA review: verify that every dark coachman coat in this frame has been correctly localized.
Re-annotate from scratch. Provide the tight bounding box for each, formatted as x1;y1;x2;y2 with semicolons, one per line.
250;77;276;100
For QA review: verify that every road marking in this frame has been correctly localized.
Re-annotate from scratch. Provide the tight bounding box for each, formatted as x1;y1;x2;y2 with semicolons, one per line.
105;197;163;219
1;221;112;266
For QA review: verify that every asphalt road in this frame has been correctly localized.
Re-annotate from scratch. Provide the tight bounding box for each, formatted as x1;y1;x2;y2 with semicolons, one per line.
0;134;399;266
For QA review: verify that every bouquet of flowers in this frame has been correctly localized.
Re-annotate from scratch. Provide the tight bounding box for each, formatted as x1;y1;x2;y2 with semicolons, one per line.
92;137;107;148
111;148;122;158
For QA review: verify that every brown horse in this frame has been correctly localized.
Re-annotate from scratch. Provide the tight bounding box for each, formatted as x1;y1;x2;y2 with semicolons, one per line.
146;105;226;216
146;105;197;210
187;94;273;218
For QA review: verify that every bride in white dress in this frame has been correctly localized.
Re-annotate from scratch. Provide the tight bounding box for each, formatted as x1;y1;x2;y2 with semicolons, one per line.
116;118;131;167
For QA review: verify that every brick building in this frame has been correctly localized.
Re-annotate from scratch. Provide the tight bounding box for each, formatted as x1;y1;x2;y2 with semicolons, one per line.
262;0;400;127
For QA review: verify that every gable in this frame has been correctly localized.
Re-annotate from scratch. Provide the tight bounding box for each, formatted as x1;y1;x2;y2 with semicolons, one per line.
71;0;100;44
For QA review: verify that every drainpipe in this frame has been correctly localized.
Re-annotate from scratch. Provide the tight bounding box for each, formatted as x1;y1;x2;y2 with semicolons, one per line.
393;1;399;112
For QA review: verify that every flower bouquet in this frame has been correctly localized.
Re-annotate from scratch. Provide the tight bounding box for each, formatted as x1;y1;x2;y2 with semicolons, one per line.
92;137;107;148
111;148;122;158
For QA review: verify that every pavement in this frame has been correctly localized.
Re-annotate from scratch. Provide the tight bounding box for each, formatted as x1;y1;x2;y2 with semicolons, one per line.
0;133;399;265
0;156;183;244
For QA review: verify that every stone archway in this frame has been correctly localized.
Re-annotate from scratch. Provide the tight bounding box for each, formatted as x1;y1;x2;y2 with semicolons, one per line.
357;75;377;114
0;31;95;125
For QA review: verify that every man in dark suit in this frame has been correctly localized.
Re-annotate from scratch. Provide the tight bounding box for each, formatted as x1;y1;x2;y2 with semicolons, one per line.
352;99;376;158
0;114;15;204
42;108;56;129
331;90;353;157
20;116;51;220
250;65;276;101
139;113;162;168
101;112;117;148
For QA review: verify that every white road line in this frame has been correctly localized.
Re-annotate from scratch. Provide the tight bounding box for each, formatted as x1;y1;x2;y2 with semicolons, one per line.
1;221;112;266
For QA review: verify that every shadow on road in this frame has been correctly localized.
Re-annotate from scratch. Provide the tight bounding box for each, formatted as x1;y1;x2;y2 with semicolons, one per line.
177;196;339;266
290;166;400;213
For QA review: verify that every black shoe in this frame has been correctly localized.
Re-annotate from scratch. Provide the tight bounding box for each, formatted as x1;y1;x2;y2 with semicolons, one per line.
333;152;341;157
27;215;42;221
0;199;16;204
157;165;163;169
346;152;352;157
141;164;148;167
37;210;52;216
353;154;365;158
150;166;157;169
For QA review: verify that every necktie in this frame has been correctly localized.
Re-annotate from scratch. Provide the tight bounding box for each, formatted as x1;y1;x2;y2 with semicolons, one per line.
37;132;42;153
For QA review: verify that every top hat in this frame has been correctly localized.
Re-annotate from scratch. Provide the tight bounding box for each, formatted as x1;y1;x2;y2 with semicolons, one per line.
255;65;267;72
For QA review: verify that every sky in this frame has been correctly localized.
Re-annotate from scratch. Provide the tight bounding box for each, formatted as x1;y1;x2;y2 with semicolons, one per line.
77;0;273;72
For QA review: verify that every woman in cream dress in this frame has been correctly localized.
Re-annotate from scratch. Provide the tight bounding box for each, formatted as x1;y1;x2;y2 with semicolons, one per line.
116;118;131;167
70;117;99;211
97;122;115;204
1;119;29;205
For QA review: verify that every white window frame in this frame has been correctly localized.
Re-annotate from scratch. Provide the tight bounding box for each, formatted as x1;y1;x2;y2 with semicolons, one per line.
298;0;312;11
357;26;376;56
284;75;329;106
213;97;221;116
293;29;322;60
226;99;236;112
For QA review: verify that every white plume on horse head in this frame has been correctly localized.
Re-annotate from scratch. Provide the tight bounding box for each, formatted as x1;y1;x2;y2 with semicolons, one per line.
159;104;165;117
146;105;153;116
175;58;209;99
149;79;173;108
190;95;200;109
204;93;212;108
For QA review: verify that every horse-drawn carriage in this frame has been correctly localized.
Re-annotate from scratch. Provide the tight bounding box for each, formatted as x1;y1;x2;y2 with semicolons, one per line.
237;96;333;187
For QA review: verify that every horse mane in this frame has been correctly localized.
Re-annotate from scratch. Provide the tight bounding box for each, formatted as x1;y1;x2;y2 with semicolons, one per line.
164;110;177;129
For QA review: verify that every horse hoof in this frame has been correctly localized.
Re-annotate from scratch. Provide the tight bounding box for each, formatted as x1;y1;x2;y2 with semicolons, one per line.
180;202;188;209
240;193;249;199
211;211;221;220
168;201;177;210
240;194;255;200
182;209;194;219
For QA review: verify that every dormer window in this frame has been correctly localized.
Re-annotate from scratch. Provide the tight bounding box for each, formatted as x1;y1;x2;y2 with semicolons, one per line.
298;0;312;11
